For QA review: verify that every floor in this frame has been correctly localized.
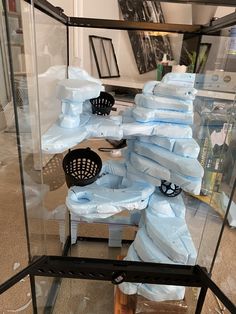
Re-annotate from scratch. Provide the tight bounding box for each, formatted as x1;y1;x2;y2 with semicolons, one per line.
0;130;235;314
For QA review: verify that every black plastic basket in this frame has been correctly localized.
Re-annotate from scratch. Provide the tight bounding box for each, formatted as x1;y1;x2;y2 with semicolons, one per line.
90;91;115;116
62;148;102;188
159;180;182;197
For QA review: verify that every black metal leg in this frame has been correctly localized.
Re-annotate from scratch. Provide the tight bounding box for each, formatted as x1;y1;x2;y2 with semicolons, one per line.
43;236;71;313
30;275;38;314
195;286;208;314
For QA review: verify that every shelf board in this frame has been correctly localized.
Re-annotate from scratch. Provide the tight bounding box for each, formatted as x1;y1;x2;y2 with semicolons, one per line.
197;89;236;101
69;17;201;34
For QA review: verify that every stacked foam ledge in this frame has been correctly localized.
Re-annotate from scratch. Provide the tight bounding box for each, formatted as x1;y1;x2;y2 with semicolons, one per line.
56;67;104;128
119;73;201;301
119;191;197;301
123;73;204;195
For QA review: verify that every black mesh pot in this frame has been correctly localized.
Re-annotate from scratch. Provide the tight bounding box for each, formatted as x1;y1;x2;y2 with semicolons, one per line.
159;180;182;197
90;91;115;116
62;148;102;188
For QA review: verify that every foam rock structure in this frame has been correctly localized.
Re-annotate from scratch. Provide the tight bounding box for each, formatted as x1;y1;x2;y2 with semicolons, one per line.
119;191;197;302
119;75;199;301
42;69;201;302
125;77;203;195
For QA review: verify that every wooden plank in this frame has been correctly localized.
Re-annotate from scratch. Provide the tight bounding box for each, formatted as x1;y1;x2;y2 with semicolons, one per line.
114;256;135;314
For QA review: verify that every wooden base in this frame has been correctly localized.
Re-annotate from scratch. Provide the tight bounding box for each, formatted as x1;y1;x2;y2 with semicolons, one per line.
114;256;136;314
114;286;136;314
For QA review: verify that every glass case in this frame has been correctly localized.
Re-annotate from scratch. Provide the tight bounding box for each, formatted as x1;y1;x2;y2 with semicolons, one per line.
0;0;236;313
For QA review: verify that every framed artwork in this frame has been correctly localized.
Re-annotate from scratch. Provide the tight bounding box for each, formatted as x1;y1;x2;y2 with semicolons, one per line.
89;35;120;79
118;0;172;74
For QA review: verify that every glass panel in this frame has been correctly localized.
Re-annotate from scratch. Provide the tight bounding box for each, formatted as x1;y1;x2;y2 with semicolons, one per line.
29;2;68;312
1;0;236;312
0;0;30;286
67;25;235;313
2;0;68;311
53;279;115;314
0;277;33;313
33;0;68;257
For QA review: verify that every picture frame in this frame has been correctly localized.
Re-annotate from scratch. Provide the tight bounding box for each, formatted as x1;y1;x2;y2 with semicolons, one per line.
118;0;172;74
89;35;120;79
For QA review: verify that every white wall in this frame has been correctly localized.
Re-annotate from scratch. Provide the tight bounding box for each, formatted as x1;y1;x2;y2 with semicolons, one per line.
47;0;74;15
215;6;235;18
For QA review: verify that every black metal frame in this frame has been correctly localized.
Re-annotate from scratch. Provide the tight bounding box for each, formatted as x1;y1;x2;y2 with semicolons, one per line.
89;35;120;79
148;0;236;6
2;0;236;313
0;252;235;314
25;0;236;35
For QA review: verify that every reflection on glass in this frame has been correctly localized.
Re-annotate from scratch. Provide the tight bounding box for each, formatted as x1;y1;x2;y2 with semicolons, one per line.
2;0;69;310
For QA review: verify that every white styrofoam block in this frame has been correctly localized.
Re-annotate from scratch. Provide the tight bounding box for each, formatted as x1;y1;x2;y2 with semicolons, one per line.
108;225;123;247
41;120;89;153
149;191;186;219
133;226;197;265
101;160;127;178
42;114;123;154
134;227;175;264
135;93;193;112
118;244;141;295
132;106;193;124
142;80;158;95
68;66;103;85
145;211;189;264
56;79;103;102
139;136;175;151
127;148;201;194
162;73;196;88
66;174;155;219
85;115;123;140
59;101;83;128
181;234;197;265
126;161;162;187
145;208;197;264
130;152;171;182
170;172;202;195
153;82;197;100
138;284;185;302
139;136;200;159
152;123;193;138
122;120;193;138
122;120;159;137
173;138;200;158
134;140;204;178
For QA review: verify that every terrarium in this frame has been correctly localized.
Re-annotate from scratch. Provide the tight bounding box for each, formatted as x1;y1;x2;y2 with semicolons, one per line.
0;0;236;313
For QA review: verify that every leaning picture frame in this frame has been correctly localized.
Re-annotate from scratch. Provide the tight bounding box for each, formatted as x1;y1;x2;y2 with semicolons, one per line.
89;35;120;79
